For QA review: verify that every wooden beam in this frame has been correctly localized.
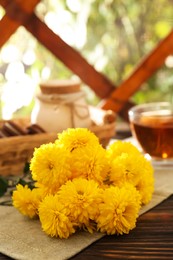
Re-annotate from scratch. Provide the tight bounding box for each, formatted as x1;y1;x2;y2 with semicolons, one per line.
0;0;41;47
101;30;173;112
0;14;18;47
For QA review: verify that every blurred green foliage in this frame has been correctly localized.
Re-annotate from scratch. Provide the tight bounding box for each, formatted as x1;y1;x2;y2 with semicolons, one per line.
0;0;173;118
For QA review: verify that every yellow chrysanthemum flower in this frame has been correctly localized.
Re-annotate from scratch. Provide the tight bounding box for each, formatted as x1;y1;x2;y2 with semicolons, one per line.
97;185;141;235
107;141;154;190
30;143;71;192
57;178;102;231
56;128;100;152
108;140;141;157
39;195;75;238
34;182;57;197
12;184;44;218
69;144;109;184
108;153;143;187
135;160;154;205
11;128;155;239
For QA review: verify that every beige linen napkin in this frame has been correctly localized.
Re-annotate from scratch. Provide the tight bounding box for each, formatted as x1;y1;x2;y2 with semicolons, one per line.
0;167;173;260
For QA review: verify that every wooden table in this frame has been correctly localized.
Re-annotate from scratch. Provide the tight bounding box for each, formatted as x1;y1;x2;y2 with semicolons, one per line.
0;194;173;260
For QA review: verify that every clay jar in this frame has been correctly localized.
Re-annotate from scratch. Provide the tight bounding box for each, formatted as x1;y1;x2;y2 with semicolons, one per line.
31;79;92;133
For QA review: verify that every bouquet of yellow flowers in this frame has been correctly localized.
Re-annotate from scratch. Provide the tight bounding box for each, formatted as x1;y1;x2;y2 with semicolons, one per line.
12;128;154;239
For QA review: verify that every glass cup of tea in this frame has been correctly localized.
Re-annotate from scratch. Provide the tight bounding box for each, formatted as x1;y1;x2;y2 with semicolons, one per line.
128;102;173;167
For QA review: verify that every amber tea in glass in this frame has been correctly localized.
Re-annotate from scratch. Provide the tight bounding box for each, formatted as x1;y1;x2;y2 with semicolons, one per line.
128;102;173;163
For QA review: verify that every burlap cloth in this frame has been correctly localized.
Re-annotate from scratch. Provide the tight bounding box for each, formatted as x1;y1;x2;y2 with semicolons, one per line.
0;141;173;259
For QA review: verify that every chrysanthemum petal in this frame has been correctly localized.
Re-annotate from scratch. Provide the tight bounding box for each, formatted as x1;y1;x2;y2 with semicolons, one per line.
70;144;109;184
57;178;102;228
39;195;75;238
30;143;71;191
97;185;141;235
12;184;44;218
56;128;100;152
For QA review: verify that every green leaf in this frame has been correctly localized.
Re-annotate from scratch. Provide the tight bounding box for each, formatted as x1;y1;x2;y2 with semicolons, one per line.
23;162;30;175
18;178;28;186
0;177;8;197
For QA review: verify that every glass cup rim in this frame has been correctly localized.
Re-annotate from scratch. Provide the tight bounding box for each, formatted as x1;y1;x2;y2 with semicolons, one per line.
128;102;173;115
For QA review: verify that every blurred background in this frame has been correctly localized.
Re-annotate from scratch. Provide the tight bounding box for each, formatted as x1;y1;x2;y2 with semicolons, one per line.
0;0;173;120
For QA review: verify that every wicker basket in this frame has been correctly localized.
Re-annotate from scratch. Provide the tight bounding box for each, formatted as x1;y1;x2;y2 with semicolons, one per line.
0;111;116;176
0;118;57;176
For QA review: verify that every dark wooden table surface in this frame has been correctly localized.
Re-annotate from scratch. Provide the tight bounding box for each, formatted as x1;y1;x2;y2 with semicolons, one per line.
70;194;173;260
0;194;173;260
